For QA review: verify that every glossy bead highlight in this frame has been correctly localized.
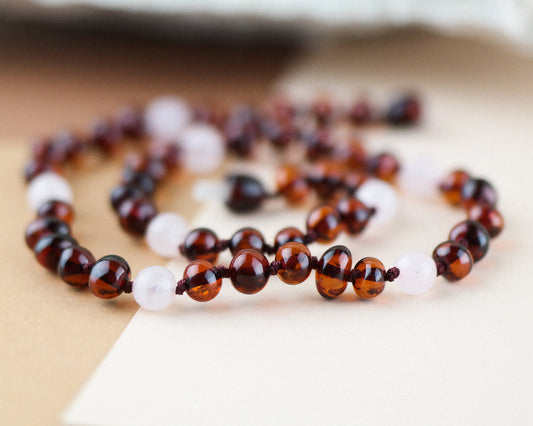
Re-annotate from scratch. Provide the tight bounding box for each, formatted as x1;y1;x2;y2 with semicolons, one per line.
352;257;386;299
229;249;270;294
185;260;222;302
316;245;352;299
275;242;312;285
88;255;131;299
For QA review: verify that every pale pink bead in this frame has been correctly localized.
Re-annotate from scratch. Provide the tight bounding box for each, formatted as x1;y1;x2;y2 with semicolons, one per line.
398;159;441;198
357;179;398;224
179;124;225;174
132;265;176;311
145;212;189;258
394;251;437;295
27;172;73;211
144;96;191;142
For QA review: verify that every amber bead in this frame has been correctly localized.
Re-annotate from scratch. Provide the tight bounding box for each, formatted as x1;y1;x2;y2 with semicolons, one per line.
274;227;305;249
306;205;343;244
433;241;473;282
275;164;311;205
439;170;470;206
468;205;504;238
461;178;497;208
349;100;373;125
25;216;71;249
122;170;156;196
116;106;144;139
336;198;374;235
276;242;312;285
180;228;220;262
90;118;122;152
37;200;74;224
316;245;352;299
311;98;334;124
229;249;270;294
386;94;421;126
57;245;95;288
185;260;222;302
352;257;386;299
308;162;343;199
229;228;264;255
449;220;490;262
34;233;78;272
333;141;367;171
225;174;266;213
118;197;157;236
110;184;146;212
302;129;332;161
366;152;400;182
88;255;131;299
24;159;58;182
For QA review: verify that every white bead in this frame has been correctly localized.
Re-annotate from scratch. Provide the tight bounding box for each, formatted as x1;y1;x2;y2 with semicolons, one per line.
398;158;441;198
27;172;73;211
394;251;437;295
144;96;191;142
145;212;189;258
357;179;398;224
192;179;229;204
132;266;176;311
179;124;225;174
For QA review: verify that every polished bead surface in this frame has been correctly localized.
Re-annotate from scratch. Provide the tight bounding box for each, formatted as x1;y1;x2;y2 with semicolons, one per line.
316;245;352;299
229;249;269;294
185;260;222;302
118;198;157;236
225;174;266;213
461;178;497;208
275;164;310;205
386;94;421;126
433;241;473;281
146;212;189;258
27;172;73;211
393;251;437;295
88;255;131;299
353;257;386;299
122;170;156;195
24;159;58;182
133;265;176;311
449;220;490;262
274;227;305;249
306;205;342;244
439;170;470;206
308;162;343;199
57;245;95;288
180;123;225;174
37;200;74;224
357;179;398;224
34;233;77;272
468;205;504;238
229;227;264;255
180;228;220;262
110;185;146;212
25;216;71;249
366;152;400;182
276;242;312;285
144;96;191;141
336;198;373;235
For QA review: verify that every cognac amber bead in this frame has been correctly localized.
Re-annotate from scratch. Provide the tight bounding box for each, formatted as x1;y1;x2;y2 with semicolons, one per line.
461;178;497;208
449;220;490;262
185;260;222;302
118;197;157;236
352;257;386;299
229;227;264;255
37;200;74;224
315;245;352;299
386;94;421;126
334;141;367;171
225;174;266;213
110;185;146;212
122;170;156;196
24;159;58;182
88;255;131;299
366;152;400;182
349;100;373;125
34;233;78;272
25;216;71;249
336;198;374;235
116;106;144;138
274;227;305;249
229;249;270;294
275;242;312;285
306;205;343;244
468;205;504;238
180;228;220;263
308;162;343;199
439;170;470;206
57;245;95;288
275;164;311;205
433;241;473;282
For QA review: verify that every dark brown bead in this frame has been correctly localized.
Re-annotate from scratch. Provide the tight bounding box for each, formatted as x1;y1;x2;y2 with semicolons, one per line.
229;249;270;294
57;246;95;288
110;185;146;212
24;160;59;182
333;141;367;171
461;178;497;208
449;220;490;262
180;228;220;263
260;117;294;148
31;137;52;162
116;106;144;138
302;129;332;161
468;205;504;238
386;94;421;126
148;141;181;169
90;118;122;152
49;131;83;163
348;100;373;125
229;228;264;255
88;255;131;299
316;245;352;299
37;200;74;224
275;165;311;205
185;260;222;302
34;233;77;272
306;205;343;244
274;227;305;249
122;170;156;195
25;217;71;249
336;198;374;235
225;174;266;213
433;241;473;282
352;257;386;299
276;242;312;285
118;197;157;236
439;170;470;206
366;152;400;182
308;162;343;199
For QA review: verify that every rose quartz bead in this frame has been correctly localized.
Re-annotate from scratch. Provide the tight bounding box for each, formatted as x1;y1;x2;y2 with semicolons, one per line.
179;124;225;174
393;251;437;295
145;212;189;258
357;179;398;224
144;96;191;142
132;265;176;311
27;172;73;211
